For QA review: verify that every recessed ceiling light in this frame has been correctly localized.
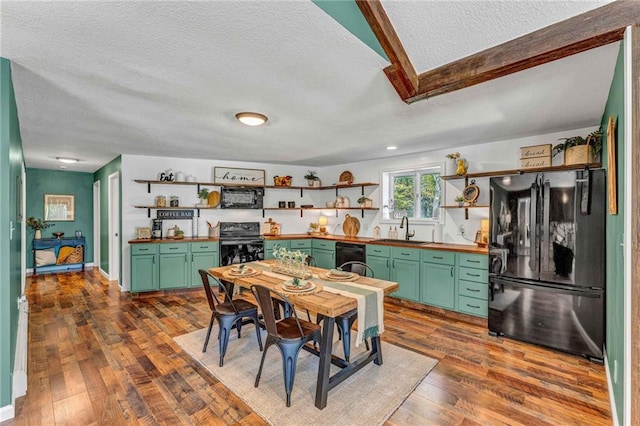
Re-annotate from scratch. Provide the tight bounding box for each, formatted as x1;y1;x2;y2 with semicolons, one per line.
386;146;397;150
56;157;79;164
235;112;268;126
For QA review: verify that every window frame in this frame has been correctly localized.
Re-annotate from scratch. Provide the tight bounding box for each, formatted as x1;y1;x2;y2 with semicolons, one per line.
380;164;443;224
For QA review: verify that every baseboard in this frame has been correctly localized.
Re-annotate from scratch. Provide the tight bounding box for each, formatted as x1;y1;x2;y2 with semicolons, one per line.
98;267;109;279
604;351;620;426
13;296;28;400
0;404;15;422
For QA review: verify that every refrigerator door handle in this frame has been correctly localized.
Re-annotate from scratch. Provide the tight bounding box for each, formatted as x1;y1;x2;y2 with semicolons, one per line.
541;179;551;274
529;183;539;276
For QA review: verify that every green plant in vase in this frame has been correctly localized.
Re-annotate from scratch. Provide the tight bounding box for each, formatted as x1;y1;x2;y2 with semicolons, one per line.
454;196;465;207
27;216;54;239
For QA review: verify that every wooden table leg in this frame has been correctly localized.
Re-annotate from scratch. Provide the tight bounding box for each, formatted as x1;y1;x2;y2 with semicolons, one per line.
371;336;383;365
315;316;335;409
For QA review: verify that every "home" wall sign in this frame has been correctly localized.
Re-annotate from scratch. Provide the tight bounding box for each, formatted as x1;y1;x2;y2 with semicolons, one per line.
213;167;265;186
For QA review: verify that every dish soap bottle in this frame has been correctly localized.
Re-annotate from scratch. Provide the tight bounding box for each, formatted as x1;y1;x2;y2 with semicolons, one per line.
388;226;393;238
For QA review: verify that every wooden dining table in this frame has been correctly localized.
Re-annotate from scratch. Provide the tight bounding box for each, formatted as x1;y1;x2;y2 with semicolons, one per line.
209;260;399;409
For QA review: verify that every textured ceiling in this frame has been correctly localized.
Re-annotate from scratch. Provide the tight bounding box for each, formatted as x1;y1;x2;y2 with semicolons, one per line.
0;0;619;173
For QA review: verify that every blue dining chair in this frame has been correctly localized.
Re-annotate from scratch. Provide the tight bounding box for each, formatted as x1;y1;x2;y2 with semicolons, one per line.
199;270;263;367
250;284;321;407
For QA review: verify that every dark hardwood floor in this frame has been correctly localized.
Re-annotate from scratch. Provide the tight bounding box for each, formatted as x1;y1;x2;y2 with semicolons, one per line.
4;269;611;425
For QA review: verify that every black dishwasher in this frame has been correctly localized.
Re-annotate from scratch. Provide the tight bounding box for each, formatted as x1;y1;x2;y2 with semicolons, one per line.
335;242;366;268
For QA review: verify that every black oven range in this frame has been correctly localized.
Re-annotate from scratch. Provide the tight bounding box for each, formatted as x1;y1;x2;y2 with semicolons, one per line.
218;222;264;266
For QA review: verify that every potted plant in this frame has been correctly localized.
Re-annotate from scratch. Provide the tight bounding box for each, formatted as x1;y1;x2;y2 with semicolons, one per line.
357;196;373;208
27;216;54;239
553;129;602;165
304;170;320;187
197;188;210;207
454;196;465;207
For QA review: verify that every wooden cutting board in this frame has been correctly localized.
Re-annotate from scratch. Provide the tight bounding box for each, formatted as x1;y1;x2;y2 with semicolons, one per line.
342;214;360;237
208;191;220;207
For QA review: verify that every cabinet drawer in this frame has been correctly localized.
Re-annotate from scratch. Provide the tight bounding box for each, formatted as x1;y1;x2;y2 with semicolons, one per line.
160;243;188;254
421;250;455;265
392;247;420;262
458;253;488;269
312;240;335;250
190;242;218;253
131;244;158;255
458;295;488;317
367;244;390;257
290;239;312;249
458;280;488;300
458;266;488;284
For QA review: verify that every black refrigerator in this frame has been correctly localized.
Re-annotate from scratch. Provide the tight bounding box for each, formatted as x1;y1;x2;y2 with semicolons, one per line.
488;169;605;362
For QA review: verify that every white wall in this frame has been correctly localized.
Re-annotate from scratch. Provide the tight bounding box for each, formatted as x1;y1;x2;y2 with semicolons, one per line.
120;125;597;291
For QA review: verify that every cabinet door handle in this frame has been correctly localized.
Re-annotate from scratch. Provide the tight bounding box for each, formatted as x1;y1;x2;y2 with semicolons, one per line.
169;247;178;250
153;256;155;264
392;260;395;268
466;304;481;309
450;267;453;277
191;254;194;262
139;248;149;251
467;260;481;263
466;287;480;292
386;259;389;268
200;246;208;249
466;272;481;277
434;256;443;259
400;252;410;256
185;255;187;262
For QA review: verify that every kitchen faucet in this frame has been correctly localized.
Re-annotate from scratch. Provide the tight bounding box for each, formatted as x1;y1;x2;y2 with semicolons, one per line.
399;216;415;241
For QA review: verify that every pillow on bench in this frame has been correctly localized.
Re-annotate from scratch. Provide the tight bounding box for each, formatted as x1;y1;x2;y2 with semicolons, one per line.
35;248;56;267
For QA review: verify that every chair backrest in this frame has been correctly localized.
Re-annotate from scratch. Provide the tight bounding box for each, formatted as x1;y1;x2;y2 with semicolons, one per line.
198;269;237;313
250;284;305;339
305;255;316;267
338;261;374;278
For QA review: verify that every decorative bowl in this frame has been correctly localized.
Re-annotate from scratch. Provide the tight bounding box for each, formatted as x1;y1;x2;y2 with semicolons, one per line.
325;201;336;208
52;232;64;239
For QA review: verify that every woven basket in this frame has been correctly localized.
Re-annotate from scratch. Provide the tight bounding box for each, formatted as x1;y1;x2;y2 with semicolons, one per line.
64;245;84;264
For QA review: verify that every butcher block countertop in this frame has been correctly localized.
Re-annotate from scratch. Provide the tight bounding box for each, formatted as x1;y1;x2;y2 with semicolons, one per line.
129;234;487;255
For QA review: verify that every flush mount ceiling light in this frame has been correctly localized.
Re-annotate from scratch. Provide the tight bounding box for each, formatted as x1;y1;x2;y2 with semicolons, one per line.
56;157;79;164
386;146;397;150
235;112;268;126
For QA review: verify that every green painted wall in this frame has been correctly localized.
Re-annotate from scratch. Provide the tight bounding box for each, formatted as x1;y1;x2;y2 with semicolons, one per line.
93;157;121;274
312;0;388;61
602;41;625;425
0;58;25;408
25;169;94;268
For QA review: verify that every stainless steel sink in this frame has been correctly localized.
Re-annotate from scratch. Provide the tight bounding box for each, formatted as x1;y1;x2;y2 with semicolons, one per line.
372;239;430;245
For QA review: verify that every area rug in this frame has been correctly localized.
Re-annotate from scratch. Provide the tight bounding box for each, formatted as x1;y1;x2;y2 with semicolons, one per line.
174;328;437;426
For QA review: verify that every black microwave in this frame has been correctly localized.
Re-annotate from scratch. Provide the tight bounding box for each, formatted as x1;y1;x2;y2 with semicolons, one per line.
220;186;264;209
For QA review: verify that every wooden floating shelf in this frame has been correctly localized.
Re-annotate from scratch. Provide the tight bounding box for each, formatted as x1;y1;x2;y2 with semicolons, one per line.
441;205;489;209
441;163;601;180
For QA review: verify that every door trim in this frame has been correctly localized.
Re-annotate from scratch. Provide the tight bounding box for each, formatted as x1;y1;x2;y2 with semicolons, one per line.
108;172;120;283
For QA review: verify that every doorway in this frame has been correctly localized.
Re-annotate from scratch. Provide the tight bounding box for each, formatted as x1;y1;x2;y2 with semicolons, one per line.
108;172;120;283
93;180;101;274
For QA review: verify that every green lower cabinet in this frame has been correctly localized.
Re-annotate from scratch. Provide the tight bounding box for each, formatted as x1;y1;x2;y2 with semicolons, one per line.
390;247;420;302
313;249;335;269
131;253;158;292
455;253;489;317
159;252;189;289
131;244;159;292
190;242;219;287
421;262;455;309
366;255;390;281
264;240;290;259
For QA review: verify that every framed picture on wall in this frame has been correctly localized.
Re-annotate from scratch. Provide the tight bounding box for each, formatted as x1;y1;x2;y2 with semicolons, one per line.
44;194;75;221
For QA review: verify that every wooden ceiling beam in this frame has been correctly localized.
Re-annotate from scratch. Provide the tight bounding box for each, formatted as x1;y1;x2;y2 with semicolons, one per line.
408;0;639;103
356;0;418;99
358;0;640;104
